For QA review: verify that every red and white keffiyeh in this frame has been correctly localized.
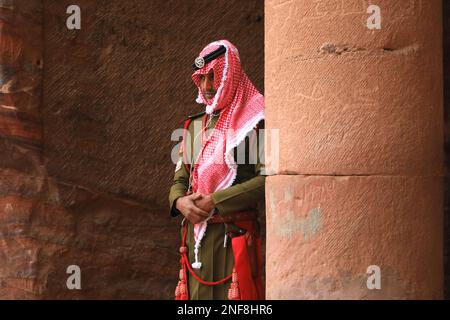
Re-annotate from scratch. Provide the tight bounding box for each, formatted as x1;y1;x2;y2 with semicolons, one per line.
189;40;264;269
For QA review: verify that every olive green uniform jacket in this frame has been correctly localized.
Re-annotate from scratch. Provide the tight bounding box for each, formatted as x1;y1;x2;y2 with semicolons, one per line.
168;111;265;300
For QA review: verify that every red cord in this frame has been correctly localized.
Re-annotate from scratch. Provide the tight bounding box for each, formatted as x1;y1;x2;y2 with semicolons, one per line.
181;222;232;286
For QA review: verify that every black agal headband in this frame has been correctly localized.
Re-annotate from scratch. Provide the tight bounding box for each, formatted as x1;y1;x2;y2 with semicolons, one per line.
192;45;226;70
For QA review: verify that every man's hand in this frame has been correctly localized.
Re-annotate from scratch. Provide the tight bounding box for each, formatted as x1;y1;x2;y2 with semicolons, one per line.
176;193;210;224
195;194;215;213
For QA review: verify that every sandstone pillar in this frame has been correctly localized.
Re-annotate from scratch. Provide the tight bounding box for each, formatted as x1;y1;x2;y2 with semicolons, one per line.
265;0;443;299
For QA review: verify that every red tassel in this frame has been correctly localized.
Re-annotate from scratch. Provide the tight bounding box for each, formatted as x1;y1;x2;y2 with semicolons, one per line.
175;281;181;298
228;268;241;300
175;269;188;300
175;249;189;300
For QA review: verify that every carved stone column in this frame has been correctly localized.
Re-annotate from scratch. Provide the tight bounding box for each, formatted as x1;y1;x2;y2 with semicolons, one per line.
265;0;443;299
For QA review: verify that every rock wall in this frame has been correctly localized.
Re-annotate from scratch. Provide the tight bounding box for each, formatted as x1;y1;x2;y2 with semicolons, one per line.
444;0;450;299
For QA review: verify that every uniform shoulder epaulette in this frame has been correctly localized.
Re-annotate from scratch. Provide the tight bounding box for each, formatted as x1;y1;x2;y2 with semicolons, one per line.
187;111;206;120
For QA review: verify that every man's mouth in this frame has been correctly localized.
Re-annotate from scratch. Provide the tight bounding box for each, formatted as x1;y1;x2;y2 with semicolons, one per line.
205;92;216;99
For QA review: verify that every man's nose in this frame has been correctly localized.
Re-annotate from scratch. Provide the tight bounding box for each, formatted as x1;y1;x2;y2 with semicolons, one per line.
205;78;214;91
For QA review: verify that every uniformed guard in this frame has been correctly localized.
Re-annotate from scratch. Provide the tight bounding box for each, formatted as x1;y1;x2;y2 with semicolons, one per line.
169;40;265;300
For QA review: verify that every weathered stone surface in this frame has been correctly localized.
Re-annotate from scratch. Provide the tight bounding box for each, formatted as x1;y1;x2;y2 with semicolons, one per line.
0;169;179;299
42;0;264;208
1;0;46;299
265;0;444;300
443;0;450;300
266;175;443;299
265;0;443;175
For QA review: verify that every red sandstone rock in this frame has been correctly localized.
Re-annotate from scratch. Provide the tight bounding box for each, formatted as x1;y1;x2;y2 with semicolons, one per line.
265;0;444;300
265;0;443;175
266;175;443;299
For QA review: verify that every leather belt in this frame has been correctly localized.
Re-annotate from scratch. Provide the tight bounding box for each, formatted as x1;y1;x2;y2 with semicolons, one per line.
207;210;258;224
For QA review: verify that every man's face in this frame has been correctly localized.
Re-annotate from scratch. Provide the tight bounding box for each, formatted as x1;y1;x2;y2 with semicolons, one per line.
199;69;216;101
